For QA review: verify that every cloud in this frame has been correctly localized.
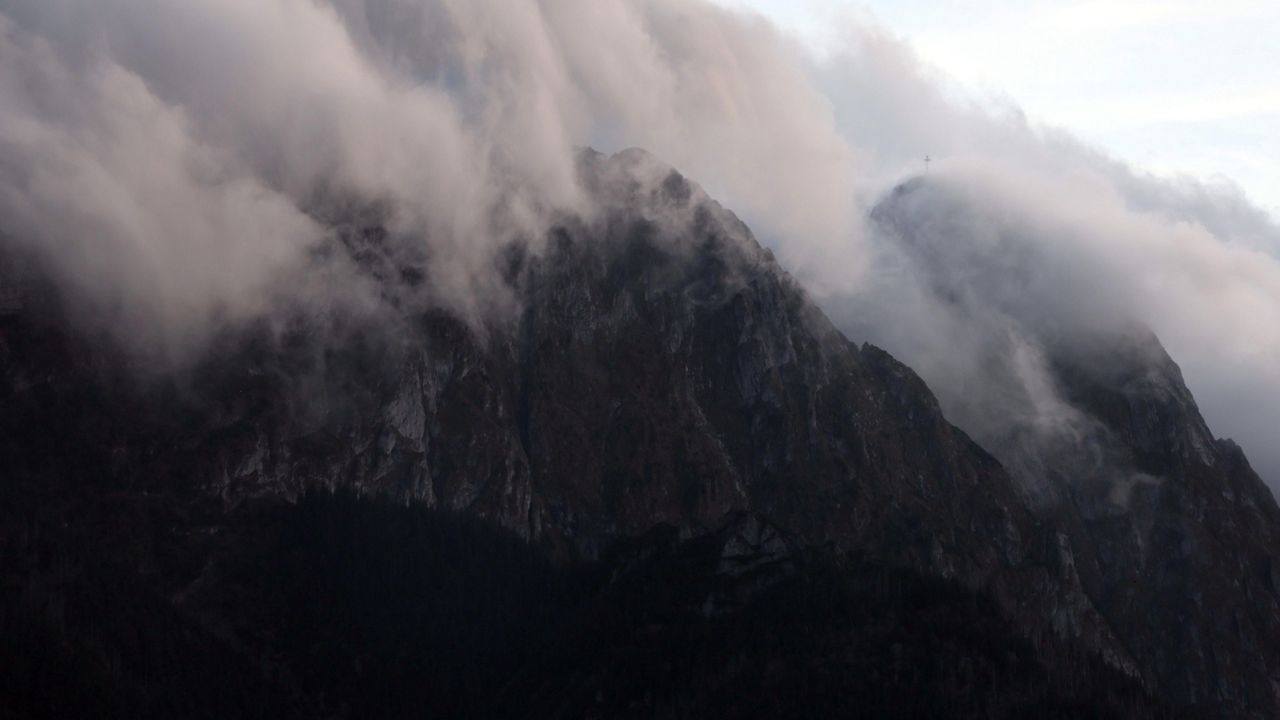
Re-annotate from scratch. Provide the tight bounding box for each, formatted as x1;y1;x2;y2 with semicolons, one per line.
0;0;1278;489
689;19;1280;488
809;32;1280;485
0;0;869;352
0;12;322;361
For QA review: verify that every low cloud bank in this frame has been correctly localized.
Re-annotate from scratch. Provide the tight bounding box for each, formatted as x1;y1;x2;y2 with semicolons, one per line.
0;0;1276;485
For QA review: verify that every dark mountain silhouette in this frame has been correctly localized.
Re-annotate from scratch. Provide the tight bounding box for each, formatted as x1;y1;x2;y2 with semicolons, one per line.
1;149;1275;717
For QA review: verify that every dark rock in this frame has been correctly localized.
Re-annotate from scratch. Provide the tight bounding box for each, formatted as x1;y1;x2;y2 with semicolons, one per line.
1;150;1275;717
870;177;1280;717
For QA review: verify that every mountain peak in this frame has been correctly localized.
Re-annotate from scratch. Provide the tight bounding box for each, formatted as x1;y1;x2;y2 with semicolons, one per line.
4;151;1280;716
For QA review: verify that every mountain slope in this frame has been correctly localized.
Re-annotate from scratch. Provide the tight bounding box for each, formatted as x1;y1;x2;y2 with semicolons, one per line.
1;150;1275;716
1046;330;1280;712
871;178;1280;716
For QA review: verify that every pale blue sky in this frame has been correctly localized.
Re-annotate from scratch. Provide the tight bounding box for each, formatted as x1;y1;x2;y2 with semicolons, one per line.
713;0;1280;217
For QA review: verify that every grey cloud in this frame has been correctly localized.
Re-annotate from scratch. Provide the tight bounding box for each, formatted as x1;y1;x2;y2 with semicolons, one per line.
0;0;1277;487
0;0;866;353
778;21;1280;487
0;13;321;362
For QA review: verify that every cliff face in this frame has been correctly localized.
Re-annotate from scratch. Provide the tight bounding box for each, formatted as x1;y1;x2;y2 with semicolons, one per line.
871;178;1280;716
1;150;1277;716
5;150;1044;576
1045;330;1280;712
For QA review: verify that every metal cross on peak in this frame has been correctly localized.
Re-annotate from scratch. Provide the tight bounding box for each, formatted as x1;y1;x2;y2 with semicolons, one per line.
924;155;932;173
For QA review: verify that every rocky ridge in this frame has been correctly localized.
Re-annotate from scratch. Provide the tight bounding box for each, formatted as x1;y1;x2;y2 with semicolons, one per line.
1;149;1276;716
872;178;1280;715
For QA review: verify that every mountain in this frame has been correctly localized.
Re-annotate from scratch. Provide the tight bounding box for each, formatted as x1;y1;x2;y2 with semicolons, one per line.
1043;329;1280;711
0;149;1275;717
872;179;1280;715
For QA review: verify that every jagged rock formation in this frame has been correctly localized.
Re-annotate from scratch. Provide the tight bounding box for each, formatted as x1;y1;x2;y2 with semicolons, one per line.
1044;331;1280;712
1;150;1277;717
871;179;1280;716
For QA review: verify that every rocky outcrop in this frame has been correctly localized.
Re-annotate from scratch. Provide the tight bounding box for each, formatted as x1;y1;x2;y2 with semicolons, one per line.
871;178;1280;717
1044;330;1280;714
7;150;1046;583
2;150;1277;716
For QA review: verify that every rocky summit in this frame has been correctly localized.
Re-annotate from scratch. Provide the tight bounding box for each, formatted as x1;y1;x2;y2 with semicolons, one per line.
872;179;1280;715
2;150;1277;718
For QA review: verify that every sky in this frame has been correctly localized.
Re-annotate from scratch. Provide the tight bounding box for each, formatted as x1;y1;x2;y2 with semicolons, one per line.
713;0;1280;219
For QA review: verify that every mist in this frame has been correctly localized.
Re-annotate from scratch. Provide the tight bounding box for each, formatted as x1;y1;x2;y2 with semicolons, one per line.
0;0;1277;487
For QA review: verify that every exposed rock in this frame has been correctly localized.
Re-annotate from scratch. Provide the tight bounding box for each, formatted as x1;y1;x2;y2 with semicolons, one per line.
1;150;1276;716
872;178;1280;717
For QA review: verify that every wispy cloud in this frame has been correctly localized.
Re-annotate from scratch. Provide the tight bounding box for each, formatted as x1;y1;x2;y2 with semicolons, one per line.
1;0;1279;489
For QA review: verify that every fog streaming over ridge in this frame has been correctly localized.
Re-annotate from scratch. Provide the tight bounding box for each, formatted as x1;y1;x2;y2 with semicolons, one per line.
0;0;1277;487
0;0;861;356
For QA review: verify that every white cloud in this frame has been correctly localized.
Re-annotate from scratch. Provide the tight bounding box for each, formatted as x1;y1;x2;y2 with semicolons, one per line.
1;0;1279;489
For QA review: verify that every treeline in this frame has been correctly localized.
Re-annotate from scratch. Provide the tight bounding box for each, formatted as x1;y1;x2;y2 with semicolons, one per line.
498;531;1183;719
2;487;1184;719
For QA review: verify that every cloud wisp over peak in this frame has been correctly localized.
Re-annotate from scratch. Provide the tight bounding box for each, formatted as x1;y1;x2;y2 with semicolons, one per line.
1;0;1278;487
